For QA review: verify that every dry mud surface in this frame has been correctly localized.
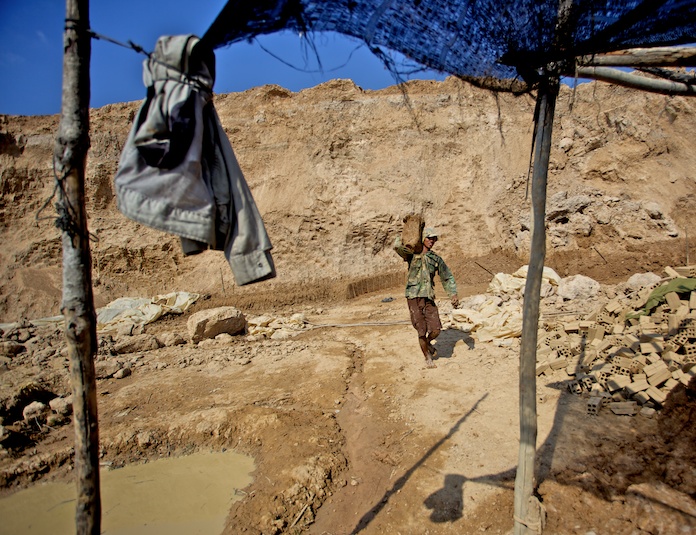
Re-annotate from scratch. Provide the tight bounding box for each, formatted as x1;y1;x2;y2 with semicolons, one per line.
2;77;696;533
1;277;696;535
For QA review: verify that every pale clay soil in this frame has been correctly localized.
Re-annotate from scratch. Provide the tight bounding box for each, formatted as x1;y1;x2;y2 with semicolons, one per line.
1;277;696;535
1;77;696;534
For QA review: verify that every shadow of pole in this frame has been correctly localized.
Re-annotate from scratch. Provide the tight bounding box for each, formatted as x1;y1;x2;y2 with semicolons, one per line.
349;392;489;534
535;330;594;486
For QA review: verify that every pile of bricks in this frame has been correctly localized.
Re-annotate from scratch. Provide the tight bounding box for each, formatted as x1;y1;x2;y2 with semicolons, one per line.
536;266;696;417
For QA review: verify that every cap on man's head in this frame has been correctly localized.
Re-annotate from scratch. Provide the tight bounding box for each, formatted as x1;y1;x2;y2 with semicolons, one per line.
422;227;438;239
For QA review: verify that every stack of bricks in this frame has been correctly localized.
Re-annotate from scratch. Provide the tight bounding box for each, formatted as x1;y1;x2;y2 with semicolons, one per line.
536;266;696;418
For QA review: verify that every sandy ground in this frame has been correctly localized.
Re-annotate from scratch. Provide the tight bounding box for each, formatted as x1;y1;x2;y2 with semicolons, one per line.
2;279;695;535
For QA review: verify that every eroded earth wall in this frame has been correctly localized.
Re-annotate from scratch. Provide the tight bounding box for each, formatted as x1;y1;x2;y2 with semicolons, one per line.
1;77;695;321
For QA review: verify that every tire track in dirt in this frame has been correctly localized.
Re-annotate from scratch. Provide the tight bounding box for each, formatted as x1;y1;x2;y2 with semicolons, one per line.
309;339;404;534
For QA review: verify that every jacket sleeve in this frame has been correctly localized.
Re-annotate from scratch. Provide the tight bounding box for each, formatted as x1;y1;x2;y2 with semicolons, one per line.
438;258;458;297
208;107;276;286
394;236;413;261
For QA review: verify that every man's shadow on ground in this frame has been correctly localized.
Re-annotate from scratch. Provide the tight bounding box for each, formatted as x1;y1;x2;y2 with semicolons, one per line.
423;473;466;522
432;328;475;360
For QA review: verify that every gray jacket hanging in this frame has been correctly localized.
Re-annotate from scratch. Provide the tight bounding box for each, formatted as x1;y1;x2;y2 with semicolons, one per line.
114;34;275;286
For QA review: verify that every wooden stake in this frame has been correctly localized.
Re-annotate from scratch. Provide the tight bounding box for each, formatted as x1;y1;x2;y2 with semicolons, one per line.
514;75;558;535
54;1;101;533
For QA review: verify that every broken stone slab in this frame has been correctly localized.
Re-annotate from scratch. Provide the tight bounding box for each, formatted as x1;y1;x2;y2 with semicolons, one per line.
645;386;667;405
113;334;161;354
113;367;132;379
116;322;145;337
607;375;632;392
536;361;550;376
643;360;668;377
634;391;651;405
95;360;126;379
647;367;671;387
640;340;664;354
609;401;638;415
625;380;650;396
187;306;247;343
155;331;187;347
663;266;681;278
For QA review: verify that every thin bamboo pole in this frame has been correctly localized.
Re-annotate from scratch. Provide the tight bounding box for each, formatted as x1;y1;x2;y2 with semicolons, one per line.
54;0;101;533
575;66;696;95
577;46;696;67
513;75;559;535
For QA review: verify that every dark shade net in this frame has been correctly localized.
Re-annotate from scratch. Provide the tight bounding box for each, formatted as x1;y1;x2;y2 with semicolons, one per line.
201;0;696;89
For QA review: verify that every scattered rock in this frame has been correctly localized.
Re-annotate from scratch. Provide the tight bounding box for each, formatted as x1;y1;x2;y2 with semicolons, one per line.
116;323;145;336
156;331;187;347
49;395;73;416
95;360;125;379
0;341;25;357
643;201;664;220
113;367;132;379
626;272;661;291
547;192;593;222
113;334;161;354
46;413;66;427
22;401;49;422
187;307;246;343
558;274;600;301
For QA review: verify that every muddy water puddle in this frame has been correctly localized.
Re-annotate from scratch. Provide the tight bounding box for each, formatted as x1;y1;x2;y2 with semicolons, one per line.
0;450;254;535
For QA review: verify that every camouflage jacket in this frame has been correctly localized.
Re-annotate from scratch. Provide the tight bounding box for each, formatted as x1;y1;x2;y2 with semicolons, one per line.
394;237;457;300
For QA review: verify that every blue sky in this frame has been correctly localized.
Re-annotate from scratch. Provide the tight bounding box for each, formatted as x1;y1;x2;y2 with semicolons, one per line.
0;0;447;116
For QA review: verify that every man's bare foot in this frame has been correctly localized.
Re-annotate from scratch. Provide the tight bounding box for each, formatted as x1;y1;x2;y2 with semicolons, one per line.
425;357;437;369
427;344;438;359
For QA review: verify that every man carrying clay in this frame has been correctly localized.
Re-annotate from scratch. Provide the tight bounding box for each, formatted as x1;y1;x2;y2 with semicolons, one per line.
394;225;459;368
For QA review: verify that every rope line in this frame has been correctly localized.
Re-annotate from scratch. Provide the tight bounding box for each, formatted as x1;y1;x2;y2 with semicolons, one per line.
88;29;214;91
513;514;542;534
88;29;151;58
306;320;410;329
255;36;365;74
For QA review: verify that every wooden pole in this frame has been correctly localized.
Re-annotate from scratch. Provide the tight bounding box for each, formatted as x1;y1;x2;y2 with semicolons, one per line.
54;1;101;534
513;75;558;535
577;46;696;68
574;66;696;96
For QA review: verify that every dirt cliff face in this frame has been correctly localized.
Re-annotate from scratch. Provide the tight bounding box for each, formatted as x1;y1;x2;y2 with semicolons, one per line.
1;77;695;322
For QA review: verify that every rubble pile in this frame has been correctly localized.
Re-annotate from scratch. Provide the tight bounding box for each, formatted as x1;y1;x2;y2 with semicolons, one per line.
246;313;309;340
536;266;696;417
